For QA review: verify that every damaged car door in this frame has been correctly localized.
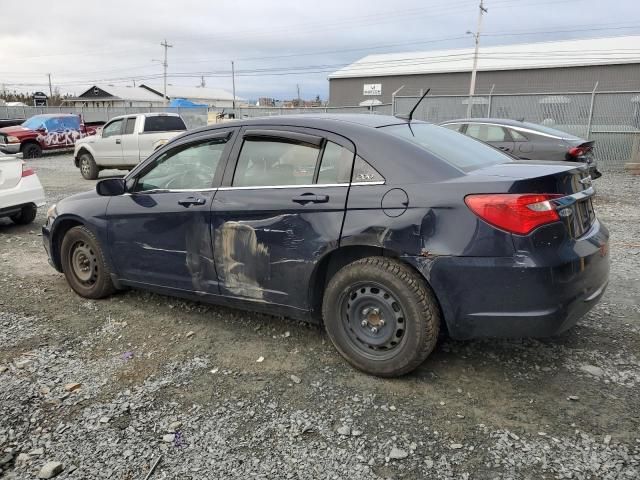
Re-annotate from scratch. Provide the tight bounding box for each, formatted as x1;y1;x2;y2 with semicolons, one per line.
106;130;236;293
212;127;354;310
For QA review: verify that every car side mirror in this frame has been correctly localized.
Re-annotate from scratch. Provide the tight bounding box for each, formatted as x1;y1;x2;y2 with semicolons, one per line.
96;178;126;196
36;127;46;134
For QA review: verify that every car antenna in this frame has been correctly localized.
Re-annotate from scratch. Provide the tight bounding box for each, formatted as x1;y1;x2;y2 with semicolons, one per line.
396;88;430;122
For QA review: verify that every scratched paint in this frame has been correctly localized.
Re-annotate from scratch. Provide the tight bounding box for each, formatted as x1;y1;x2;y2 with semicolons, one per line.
216;221;270;299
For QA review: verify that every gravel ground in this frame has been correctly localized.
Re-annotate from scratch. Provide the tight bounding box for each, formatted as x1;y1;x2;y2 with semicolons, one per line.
1;153;639;479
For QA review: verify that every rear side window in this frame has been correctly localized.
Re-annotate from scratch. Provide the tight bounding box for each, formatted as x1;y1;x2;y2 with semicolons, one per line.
233;139;320;187
466;124;507;142
143;116;187;133
317;141;354;184
123;118;136;135
509;129;528;141
441;123;463;132
352;156;384;183
381;123;511;172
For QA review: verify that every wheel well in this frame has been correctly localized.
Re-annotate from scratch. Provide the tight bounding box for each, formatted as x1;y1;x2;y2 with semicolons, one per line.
75;147;91;167
51;219;83;270
308;245;399;321
20;139;40;151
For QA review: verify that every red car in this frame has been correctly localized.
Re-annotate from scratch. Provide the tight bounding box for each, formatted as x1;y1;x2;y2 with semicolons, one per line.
0;114;98;158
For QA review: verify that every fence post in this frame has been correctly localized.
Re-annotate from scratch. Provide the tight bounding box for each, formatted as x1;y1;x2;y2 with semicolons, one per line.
391;85;405;116
586;81;598;139
487;84;495;118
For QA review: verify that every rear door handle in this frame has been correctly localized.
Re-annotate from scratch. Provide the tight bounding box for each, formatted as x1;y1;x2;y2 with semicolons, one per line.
115;139;121;144
178;196;206;207
292;193;329;205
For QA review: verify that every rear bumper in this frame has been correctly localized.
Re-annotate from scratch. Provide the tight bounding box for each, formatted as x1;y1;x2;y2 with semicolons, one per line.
0;174;46;212
412;220;610;339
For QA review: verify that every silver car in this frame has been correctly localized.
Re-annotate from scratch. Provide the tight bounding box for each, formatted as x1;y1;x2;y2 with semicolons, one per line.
439;118;601;178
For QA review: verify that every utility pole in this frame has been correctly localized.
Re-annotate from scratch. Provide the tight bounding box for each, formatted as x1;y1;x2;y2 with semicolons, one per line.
200;76;206;88
47;73;53;100
160;39;173;105
296;84;301;107
231;61;236;109
466;0;487;117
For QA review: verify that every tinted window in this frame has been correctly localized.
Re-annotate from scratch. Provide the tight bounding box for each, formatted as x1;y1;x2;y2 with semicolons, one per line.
233;139;320;187
102;119;123;138
134;139;227;192
353;156;384;183
44;117;65;131
143;116;187;133
124;118;136;135
466;124;507;142
441;123;463;132
317;141;353;184
381;123;511;172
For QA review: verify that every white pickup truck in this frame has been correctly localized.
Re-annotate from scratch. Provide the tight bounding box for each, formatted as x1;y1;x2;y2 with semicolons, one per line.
73;113;187;179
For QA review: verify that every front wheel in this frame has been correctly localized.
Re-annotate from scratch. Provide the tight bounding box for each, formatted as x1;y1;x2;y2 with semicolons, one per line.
21;143;42;159
79;152;99;180
322;257;440;377
60;226;115;299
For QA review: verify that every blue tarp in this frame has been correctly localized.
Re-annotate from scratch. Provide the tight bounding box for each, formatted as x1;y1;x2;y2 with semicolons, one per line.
168;98;207;108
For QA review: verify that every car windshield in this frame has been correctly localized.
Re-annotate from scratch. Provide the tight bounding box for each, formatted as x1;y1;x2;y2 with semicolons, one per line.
21;116;48;130
381;123;512;172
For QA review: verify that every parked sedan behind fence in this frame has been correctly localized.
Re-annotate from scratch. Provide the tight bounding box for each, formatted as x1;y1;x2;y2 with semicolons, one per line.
439;118;601;178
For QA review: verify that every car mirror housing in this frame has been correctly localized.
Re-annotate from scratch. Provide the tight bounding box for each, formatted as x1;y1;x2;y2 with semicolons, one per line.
96;178;126;196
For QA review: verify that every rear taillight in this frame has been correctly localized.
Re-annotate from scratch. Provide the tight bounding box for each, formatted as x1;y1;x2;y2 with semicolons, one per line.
465;193;563;235
568;146;586;157
22;163;35;177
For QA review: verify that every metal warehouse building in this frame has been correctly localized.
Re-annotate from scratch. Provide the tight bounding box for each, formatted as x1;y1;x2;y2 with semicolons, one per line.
328;36;640;105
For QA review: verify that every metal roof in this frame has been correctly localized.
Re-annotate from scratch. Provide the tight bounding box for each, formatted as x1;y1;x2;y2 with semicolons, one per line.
329;35;640;79
75;85;164;102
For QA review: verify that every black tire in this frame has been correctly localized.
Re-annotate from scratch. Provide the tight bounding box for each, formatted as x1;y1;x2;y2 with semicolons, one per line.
60;226;115;299
79;152;99;180
21;142;42;159
322;256;440;377
10;204;37;225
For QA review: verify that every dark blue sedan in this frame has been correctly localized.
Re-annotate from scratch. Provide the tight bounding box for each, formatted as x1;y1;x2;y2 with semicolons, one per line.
42;115;609;377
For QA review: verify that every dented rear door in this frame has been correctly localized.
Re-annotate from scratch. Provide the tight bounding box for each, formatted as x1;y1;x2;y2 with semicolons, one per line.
211;126;354;311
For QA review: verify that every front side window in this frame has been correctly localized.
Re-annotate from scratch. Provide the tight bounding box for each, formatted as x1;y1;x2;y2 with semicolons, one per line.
466;124;507;142
317;141;354;184
61;116;81;130
134;138;227;192
233;139;320;187
102;119;123;138
44;117;64;131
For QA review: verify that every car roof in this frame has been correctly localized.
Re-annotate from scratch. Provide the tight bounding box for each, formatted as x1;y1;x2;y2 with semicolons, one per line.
238;113;415;128
29;113;78;118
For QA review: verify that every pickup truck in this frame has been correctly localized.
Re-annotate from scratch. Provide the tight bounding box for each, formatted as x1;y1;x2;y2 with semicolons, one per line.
0;114;98;158
73;113;187;179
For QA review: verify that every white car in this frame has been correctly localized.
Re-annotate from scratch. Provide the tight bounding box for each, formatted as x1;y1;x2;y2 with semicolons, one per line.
73;113;187;179
0;156;46;225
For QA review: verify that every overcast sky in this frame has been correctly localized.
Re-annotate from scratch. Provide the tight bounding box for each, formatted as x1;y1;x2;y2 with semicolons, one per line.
0;0;638;102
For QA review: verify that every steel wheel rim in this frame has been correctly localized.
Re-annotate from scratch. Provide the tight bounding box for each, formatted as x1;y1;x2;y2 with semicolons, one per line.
70;241;98;285
340;282;407;360
81;158;90;176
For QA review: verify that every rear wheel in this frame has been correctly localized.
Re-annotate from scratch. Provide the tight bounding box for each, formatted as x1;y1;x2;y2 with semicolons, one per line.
60;226;115;299
79;152;99;180
21;143;42;159
10;204;37;225
322;256;440;377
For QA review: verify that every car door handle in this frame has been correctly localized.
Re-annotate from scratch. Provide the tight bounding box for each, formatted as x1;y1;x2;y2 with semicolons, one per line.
115;139;121;144
292;193;329;205
178;196;207;207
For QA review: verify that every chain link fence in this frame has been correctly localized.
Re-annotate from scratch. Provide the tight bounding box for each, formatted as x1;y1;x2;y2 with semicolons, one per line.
394;91;640;170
